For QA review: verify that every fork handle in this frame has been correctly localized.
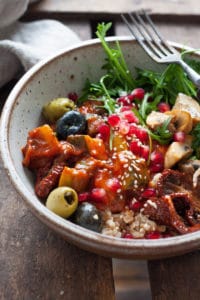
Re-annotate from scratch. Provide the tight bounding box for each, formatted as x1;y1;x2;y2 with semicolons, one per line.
178;59;200;88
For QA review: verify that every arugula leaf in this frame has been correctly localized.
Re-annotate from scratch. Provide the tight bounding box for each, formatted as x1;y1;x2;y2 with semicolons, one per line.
133;107;172;145
135;63;197;105
78;21;200;123
151;118;173;145
139;93;162;120
96;23;135;90
192;123;200;158
98;75;117;114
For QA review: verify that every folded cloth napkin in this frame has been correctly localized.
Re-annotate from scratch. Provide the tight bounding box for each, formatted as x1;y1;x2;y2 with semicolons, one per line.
0;0;80;88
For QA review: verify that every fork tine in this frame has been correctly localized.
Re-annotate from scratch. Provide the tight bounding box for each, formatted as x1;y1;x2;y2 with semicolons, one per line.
134;11;171;57
142;10;179;55
128;13;165;59
121;14;159;61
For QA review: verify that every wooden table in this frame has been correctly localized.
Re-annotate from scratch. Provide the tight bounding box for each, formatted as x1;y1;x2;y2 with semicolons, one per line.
1;1;200;299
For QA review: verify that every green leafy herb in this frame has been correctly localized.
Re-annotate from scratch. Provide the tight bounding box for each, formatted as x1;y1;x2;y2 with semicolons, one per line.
139;93;162;120
96;23;135;90
135;63;197;105
133;106;172;145
151;118;173;145
192;123;200;158
98;75;117;114
79;22;200;112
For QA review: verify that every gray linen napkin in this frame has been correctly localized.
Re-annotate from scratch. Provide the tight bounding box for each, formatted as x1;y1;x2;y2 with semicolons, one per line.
0;0;80;88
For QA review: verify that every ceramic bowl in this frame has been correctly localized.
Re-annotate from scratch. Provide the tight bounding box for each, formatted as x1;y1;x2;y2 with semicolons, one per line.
1;37;200;259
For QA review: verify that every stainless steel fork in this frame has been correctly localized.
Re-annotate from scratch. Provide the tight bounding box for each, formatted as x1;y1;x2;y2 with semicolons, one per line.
121;10;200;88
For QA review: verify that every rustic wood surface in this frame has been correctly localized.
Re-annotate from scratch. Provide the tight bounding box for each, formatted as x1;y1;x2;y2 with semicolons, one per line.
1;2;200;299
148;251;200;300
28;0;200;17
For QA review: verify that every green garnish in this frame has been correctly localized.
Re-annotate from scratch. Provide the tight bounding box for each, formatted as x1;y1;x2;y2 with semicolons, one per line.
151;118;173;145
135;63;197;105
78;22;200;150
98;75;117;114
133;106;172;145
96;22;135;90
139;93;162;120
192;123;200;158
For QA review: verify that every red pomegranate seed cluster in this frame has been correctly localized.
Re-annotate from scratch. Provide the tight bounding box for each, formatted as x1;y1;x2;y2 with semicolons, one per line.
157;102;170;112
149;151;164;173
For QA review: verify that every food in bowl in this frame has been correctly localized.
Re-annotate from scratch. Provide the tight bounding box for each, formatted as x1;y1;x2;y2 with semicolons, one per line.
21;23;200;239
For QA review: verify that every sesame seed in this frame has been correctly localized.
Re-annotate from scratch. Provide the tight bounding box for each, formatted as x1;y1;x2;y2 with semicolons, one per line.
147;199;157;209
93;214;99;220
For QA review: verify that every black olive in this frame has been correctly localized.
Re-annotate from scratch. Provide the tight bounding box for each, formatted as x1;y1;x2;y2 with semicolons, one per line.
56;110;87;139
74;202;102;233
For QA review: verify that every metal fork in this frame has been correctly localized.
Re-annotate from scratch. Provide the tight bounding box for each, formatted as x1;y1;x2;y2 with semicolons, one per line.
121;10;200;88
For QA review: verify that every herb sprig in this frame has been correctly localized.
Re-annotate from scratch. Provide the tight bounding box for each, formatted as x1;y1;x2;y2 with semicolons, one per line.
78;22;199;111
192;123;200;158
96;22;135;90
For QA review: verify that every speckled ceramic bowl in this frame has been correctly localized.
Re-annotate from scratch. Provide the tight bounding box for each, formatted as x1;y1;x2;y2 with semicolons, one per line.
1;37;200;259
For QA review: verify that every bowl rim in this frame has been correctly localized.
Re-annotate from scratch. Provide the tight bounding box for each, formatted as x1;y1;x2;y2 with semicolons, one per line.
1;36;200;259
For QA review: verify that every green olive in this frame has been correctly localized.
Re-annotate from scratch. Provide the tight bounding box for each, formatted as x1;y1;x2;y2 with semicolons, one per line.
42;98;76;123
46;187;78;218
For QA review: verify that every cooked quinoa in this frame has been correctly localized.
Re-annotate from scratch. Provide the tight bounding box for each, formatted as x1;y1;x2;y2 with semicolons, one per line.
102;207;166;238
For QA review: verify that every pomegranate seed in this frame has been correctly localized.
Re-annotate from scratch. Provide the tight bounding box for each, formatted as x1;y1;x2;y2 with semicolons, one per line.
117;96;131;106
157;102;170;112
120;105;135;112
145;231;162;239
150;163;164;173
122;110;139;123
150;151;164;164
129;200;142;211
129;140;142;156
127;94;135;102
98;124;110;141
141;187;156;199
128;124;139;136
131;88;145;100
90;188;106;203
173;131;186;142
108;114;120;127
122;233;134;239
128;125;148;142
68;92;78;102
119;120;130;135
107;178;121;193
136;128;149;143
141;145;149;160
78;192;90;202
150;151;164;173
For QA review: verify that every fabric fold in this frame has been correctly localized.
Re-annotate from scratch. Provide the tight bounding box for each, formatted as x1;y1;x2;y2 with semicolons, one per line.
0;19;81;88
0;0;81;88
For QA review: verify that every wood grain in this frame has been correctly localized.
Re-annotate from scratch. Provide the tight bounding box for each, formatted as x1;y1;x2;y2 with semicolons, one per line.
0;155;115;300
116;22;200;49
29;0;200;15
24;0;200;23
1;15;200;300
148;251;200;300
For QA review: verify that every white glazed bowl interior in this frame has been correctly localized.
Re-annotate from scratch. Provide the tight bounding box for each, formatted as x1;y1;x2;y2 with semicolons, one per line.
1;37;200;259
